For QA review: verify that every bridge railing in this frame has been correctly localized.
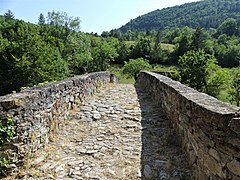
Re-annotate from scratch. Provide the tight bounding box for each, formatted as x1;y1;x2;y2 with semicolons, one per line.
137;71;240;179
0;71;116;174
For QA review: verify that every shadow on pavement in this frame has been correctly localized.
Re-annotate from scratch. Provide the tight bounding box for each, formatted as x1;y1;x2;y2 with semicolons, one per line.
134;84;192;180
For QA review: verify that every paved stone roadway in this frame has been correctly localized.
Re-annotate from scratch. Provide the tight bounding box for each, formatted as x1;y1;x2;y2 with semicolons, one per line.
12;84;192;180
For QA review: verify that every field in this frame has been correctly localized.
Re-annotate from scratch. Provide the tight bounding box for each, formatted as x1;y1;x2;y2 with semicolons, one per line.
125;41;175;52
108;64;178;84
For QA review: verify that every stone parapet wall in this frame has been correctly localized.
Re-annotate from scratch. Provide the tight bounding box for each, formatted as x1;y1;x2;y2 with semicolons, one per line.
137;71;240;180
0;72;113;168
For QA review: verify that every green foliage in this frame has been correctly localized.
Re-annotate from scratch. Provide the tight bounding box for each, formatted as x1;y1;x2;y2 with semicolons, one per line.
119;0;240;32
150;31;162;63
190;28;212;52
214;37;240;67
216;18;240;37
108;66;135;84
115;41;130;64
4;10;14;20
0;157;11;176
0;7;240;110
178;49;217;92
0;114;15;176
172;27;193;59
206;68;231;97
229;68;240;106
0;18;69;95
46;11;81;32
0;114;15;145
152;65;181;81
38;13;45;25
122;58;151;79
130;37;151;60
64;32;92;75
90;37;118;72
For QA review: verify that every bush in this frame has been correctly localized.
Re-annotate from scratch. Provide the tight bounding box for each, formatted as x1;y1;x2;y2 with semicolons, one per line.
122;58;151;79
206;68;230;97
178;49;217;92
229;68;240;106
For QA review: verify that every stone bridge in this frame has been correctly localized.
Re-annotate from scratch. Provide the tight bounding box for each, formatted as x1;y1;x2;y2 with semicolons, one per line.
0;72;239;180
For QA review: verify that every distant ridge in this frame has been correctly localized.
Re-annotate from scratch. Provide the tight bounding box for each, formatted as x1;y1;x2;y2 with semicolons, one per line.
119;0;240;32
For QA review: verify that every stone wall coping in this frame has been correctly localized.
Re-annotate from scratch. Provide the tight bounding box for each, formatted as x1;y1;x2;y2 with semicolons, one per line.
0;71;112;172
0;71;110;102
143;71;240;115
137;71;240;179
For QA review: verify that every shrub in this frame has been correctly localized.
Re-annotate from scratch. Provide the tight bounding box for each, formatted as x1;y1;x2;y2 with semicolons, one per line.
178;49;217;92
122;58;151;79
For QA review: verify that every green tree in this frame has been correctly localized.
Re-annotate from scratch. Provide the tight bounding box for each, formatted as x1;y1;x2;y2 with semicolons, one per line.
4;10;14;20
190;28;206;50
229;68;240;106
217;34;229;45
178;49;217;92
64;32;92;75
206;68;230;97
190;28;212;53
122;58;151;79
38;13;45;25
90;37;118;72
216;18;240;37
0;20;68;94
163;28;181;44
150;31;163;63
46;11;81;32
115;40;130;64
130;37;151;60
214;38;240;67
43;11;81;45
173;27;193;58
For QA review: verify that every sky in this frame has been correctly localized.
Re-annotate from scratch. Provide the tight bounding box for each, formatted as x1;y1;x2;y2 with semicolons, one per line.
0;0;201;34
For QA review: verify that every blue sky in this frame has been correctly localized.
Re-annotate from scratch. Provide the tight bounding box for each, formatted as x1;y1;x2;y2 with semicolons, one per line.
0;0;200;34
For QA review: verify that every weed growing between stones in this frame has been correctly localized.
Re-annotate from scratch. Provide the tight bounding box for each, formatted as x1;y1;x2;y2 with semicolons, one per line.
0;114;15;145
0;114;15;176
0;157;11;176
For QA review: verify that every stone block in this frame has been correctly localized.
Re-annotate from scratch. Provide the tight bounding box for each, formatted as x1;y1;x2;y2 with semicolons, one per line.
203;154;226;178
227;159;240;176
0;71;112;173
209;148;220;161
229;118;240;134
137;71;240;179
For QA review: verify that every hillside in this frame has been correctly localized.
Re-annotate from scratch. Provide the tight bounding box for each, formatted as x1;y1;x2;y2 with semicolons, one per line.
119;0;240;32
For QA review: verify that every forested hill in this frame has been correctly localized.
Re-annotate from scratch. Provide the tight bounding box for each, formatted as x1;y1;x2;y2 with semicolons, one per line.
119;0;240;32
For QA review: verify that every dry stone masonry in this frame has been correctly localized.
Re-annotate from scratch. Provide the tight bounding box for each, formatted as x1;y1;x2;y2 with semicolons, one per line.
137;71;240;180
3;83;192;179
0;72;114;172
1;70;239;179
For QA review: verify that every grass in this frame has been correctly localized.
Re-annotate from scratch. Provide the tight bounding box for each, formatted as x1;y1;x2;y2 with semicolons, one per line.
161;43;175;52
214;89;239;107
217;89;230;103
108;65;135;84
125;41;135;47
124;41;175;52
152;64;178;72
108;64;178;84
217;68;240;106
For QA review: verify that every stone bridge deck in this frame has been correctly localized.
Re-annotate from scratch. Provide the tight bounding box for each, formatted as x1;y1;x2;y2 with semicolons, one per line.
10;84;191;179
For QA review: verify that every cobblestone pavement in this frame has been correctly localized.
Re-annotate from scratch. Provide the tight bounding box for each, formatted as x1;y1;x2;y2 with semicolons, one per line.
10;84;192;180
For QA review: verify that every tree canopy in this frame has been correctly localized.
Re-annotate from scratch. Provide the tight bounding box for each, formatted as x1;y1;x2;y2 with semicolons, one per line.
119;0;240;32
0;8;239;107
